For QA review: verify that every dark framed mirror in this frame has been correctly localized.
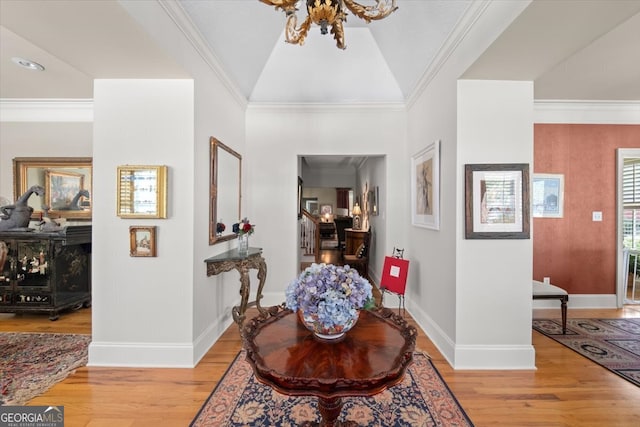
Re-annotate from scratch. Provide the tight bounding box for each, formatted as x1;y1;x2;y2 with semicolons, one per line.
209;137;242;245
13;157;92;220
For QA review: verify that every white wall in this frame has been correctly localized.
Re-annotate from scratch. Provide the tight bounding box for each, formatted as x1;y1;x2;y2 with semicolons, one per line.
245;105;406;306
187;47;247;368
406;0;534;369
90;79;195;367
117;0;248;366
0;121;92;202
356;156;387;283
406;77;460;365
456;80;534;369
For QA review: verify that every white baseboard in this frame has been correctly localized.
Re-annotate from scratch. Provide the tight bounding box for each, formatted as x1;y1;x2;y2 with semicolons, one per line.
88;341;195;368
408;300;536;370
406;300;456;366
454;345;536;370
88;308;235;368
192;309;235;365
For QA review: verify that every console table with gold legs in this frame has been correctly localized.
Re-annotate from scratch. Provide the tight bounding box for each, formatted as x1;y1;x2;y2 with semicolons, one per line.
204;247;267;325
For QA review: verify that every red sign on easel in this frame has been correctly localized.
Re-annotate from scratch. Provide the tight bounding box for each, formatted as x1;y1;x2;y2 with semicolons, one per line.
380;256;409;295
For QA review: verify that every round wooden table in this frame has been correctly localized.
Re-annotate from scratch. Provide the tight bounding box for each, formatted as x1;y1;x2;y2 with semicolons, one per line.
242;306;417;426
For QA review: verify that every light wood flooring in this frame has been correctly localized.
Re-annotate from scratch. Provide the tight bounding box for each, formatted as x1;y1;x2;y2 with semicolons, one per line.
2;304;640;426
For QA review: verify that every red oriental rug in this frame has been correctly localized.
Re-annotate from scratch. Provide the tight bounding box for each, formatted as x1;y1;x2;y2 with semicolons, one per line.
0;332;91;406
191;350;474;426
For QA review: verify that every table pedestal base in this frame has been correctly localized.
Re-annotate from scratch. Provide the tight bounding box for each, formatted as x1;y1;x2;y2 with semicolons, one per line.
299;397;358;427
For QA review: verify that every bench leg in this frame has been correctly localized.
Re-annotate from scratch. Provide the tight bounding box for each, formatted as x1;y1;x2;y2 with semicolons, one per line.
561;296;568;334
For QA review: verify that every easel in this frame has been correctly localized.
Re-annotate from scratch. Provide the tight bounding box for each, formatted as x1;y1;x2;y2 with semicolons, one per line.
392;247;404;259
380;247;409;316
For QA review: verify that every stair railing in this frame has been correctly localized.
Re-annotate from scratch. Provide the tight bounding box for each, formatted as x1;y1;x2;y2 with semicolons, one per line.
300;209;320;262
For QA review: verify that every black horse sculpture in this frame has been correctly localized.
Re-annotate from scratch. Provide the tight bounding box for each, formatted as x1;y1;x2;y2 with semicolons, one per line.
0;185;45;231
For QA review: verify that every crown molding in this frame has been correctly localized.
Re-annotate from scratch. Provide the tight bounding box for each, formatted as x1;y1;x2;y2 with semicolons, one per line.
158;0;247;110
1;99;406;123
247;102;406;114
0;99;93;122
534;100;640;124
406;1;491;108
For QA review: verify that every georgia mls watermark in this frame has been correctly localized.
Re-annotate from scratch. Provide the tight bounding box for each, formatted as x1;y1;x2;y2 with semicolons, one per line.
0;406;64;427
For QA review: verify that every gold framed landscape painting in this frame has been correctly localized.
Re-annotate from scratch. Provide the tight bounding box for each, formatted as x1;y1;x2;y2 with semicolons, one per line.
464;163;530;239
45;170;85;211
13;157;93;220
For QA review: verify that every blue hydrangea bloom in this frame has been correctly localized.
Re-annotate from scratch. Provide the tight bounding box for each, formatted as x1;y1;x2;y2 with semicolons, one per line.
285;263;373;332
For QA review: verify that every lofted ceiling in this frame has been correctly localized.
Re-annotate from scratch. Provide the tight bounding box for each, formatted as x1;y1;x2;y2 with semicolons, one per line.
1;0;639;105
462;0;640;101
177;0;473;103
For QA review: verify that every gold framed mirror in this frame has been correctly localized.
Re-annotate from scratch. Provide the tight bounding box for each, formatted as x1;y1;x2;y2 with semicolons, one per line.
13;157;93;220
210;137;241;245
116;165;168;219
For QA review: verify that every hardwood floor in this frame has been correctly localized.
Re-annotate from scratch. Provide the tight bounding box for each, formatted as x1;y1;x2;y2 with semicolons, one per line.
3;302;640;425
301;244;348;272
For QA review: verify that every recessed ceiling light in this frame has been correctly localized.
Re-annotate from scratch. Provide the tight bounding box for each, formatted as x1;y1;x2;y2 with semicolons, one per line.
11;57;45;71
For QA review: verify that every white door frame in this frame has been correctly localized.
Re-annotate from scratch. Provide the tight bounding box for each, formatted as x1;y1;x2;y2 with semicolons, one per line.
616;148;640;307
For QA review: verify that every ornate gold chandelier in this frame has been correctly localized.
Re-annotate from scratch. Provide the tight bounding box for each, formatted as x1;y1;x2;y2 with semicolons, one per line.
260;0;398;50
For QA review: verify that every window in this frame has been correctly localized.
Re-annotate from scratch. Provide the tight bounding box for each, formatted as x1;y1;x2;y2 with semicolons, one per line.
623;158;640;249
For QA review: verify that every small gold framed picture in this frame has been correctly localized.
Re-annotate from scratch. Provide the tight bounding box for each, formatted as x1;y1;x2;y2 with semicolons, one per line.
129;226;157;257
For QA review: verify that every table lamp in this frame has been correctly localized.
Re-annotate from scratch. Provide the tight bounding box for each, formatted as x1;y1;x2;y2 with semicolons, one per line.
352;203;362;230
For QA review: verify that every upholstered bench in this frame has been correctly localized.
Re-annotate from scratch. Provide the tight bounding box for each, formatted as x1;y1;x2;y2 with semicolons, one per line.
533;280;568;334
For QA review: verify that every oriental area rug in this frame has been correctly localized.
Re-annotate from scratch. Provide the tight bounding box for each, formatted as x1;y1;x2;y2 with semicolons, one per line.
0;332;91;405
533;318;640;387
191;350;474;427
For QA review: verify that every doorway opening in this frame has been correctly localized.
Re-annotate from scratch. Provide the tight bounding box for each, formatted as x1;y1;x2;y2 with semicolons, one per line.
616;149;640;306
297;154;386;278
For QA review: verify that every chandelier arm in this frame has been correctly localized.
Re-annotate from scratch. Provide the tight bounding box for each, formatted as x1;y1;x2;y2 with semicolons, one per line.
259;0;299;12
285;13;312;46
330;19;346;50
342;0;398;23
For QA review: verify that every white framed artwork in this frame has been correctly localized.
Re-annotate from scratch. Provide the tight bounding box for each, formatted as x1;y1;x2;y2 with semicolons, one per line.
411;140;440;230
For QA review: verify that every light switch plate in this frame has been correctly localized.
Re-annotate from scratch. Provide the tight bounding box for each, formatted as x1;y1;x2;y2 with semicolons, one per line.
593;211;603;221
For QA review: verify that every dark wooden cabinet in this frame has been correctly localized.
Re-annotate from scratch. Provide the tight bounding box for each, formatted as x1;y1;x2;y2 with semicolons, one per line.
344;228;368;254
0;226;91;320
343;228;370;277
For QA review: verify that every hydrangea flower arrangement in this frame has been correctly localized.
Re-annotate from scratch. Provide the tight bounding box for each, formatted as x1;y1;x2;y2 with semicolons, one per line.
285;263;374;334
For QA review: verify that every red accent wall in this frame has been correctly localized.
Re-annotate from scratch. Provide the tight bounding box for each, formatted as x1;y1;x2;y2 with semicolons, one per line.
533;124;640;294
